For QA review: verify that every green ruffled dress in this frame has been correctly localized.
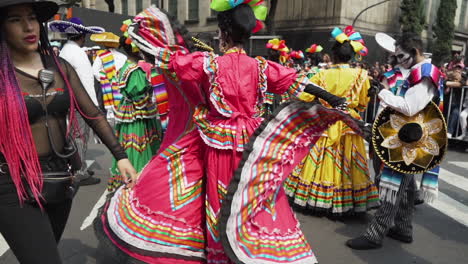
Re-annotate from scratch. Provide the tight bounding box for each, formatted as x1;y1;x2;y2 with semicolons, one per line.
108;60;163;192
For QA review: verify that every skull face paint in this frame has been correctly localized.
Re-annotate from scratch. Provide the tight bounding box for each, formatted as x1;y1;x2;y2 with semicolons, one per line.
395;45;414;69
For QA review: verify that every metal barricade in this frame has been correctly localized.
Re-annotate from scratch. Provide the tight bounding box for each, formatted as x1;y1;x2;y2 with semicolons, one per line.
446;86;468;142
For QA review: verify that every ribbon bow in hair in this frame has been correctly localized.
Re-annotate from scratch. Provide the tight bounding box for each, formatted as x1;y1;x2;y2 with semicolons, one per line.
331;26;368;58
266;38;290;63
290;50;305;59
210;0;268;33
266;38;289;52
305;44;323;53
121;19;140;53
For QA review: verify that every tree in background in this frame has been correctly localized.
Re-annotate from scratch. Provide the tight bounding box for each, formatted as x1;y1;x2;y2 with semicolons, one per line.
265;0;278;34
399;0;426;35
432;0;457;66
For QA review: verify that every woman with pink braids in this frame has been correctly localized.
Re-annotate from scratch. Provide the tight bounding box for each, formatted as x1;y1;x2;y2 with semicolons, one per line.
0;1;136;263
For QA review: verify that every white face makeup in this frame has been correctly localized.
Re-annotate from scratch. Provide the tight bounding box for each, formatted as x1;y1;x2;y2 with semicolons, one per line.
395;46;414;69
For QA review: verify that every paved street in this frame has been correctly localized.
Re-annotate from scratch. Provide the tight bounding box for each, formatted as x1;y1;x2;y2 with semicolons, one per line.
1;143;468;264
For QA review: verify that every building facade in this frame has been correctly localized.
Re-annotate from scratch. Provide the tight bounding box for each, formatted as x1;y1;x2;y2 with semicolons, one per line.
85;0;468;62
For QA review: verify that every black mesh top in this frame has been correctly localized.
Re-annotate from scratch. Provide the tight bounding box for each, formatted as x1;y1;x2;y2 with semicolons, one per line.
15;55;127;161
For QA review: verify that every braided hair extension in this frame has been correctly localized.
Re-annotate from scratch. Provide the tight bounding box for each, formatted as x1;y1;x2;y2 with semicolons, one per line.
0;32;43;205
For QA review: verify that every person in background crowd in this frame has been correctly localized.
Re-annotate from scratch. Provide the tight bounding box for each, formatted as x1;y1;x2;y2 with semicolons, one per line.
91;32;127;121
50;40;61;56
49;17;105;185
285;26;379;216
444;56;465;138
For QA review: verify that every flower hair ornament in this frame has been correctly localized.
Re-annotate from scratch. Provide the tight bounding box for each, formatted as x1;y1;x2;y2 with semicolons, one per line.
192;36;214;52
331;26;368;60
306;44;323;53
120;19;140;53
266;38;290;63
210;0;268;33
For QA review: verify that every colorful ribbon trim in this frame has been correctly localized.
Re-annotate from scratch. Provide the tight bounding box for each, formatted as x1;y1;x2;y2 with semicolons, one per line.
306;44;323;53
331;26;368;57
210;0;268;33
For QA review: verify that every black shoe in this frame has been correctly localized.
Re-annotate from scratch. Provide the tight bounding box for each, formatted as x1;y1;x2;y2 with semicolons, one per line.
79;176;101;186
414;198;424;205
346;236;382;250
387;228;413;243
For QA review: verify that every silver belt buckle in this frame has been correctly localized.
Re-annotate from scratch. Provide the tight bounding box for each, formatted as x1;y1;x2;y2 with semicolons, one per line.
0;163;8;174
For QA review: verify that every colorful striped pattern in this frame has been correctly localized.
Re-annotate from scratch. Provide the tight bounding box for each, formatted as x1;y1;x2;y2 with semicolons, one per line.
116;128;161;153
160;145;203;211
114;95;158;122
98;50;117;80
287;74;310;98
106;188;206;257
407;63;441;89
220;101;366;264
97;50;120;109
193;106;256;152
285;142;379;213
254;56;268;115
150;68;169;129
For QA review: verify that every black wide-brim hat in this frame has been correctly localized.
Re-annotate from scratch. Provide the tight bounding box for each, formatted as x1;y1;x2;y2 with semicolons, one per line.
372;101;447;174
0;0;58;22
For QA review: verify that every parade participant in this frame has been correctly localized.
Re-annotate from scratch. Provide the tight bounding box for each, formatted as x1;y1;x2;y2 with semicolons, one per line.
50;40;61;56
107;33;163;192
305;43;323;78
49;17;105;185
91;31;127;121
284;26;379;216
0;1;136;263
263;38;291;116
347;33;446;250
95;3;349;264
290;49;305;72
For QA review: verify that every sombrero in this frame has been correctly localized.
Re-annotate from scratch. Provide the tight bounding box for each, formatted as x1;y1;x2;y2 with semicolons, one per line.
375;32;396;53
49;17;105;35
0;0;58;22
90;32;120;48
372;102;447;174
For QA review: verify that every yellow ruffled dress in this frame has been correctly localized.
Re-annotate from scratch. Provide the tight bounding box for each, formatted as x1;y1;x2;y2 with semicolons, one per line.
284;64;380;215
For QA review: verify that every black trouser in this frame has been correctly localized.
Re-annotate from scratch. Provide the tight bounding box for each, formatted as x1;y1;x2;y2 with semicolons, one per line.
0;155;73;264
0;199;72;264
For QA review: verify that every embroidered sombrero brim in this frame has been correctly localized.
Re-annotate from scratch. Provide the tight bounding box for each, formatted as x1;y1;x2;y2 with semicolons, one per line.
48;20;105;35
372;102;447;174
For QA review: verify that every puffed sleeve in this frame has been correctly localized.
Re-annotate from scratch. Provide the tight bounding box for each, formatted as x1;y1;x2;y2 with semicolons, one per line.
357;77;371;112
266;60;317;102
169;51;207;82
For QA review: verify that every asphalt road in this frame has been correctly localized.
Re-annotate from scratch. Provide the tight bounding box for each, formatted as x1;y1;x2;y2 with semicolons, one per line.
1;143;468;264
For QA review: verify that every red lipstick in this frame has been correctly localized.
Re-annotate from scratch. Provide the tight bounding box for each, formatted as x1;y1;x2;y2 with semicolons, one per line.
24;35;37;44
